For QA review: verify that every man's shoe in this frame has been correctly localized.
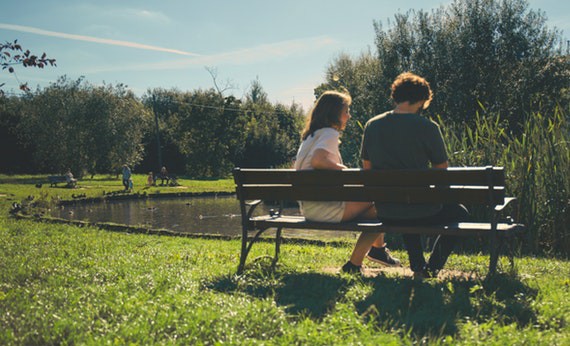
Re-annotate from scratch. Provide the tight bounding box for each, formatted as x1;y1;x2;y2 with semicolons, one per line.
413;267;436;280
366;246;402;267
341;261;363;275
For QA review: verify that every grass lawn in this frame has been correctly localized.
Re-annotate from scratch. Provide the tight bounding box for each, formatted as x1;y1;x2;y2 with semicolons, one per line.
0;175;568;345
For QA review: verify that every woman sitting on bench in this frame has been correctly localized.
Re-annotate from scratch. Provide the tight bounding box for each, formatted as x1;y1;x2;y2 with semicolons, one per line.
294;91;400;274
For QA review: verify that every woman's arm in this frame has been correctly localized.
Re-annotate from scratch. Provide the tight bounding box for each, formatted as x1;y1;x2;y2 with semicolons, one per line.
310;149;347;170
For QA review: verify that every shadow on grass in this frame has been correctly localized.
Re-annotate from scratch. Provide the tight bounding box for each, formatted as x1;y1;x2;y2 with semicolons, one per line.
0;176;49;185
204;262;537;338
204;261;352;320
0;175;120;185
357;272;537;337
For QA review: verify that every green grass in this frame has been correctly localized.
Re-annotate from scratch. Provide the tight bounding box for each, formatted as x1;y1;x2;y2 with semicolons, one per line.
0;175;568;344
0;218;568;345
0;173;234;214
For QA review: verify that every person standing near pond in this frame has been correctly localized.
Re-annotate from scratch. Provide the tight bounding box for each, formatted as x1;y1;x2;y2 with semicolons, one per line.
159;166;169;186
122;164;132;191
147;172;155;186
294;90;400;274
360;72;469;279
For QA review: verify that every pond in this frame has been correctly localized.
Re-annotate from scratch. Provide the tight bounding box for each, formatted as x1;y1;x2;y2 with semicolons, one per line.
51;195;359;240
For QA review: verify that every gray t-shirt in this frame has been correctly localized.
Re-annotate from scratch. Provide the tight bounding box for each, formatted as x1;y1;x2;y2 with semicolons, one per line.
361;111;448;219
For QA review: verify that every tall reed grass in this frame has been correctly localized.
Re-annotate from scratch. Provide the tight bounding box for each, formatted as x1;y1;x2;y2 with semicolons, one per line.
439;106;569;254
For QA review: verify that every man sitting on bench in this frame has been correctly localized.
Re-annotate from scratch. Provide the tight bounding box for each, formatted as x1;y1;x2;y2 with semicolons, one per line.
360;72;469;279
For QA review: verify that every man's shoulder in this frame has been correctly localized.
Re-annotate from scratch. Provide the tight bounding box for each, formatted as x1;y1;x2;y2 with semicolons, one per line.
365;111;392;126
421;116;441;131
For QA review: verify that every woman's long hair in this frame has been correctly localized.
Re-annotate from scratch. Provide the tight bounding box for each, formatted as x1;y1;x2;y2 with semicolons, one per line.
301;91;351;140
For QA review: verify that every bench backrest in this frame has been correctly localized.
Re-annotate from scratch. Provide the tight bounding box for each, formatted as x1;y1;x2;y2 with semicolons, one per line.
233;167;505;206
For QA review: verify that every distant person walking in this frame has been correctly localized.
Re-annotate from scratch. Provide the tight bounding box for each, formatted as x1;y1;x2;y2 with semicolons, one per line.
122;164;132;190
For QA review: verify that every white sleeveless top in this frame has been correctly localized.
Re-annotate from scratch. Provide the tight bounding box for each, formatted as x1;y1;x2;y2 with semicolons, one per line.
294;127;345;223
294;127;342;170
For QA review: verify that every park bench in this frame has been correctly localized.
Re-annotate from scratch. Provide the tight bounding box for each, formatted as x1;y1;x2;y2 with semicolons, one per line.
48;175;76;188
233;167;525;276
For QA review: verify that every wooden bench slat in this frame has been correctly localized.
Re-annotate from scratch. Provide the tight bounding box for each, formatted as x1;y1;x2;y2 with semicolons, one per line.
234;167;505;187
249;215;523;236
239;185;505;204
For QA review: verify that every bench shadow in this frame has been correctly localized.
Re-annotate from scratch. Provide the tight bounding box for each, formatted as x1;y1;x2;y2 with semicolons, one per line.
204;262;352;319
357;272;537;337
204;263;537;337
0;177;48;185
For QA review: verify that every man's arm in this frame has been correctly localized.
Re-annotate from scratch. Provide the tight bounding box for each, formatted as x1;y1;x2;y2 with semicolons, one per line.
362;159;372;170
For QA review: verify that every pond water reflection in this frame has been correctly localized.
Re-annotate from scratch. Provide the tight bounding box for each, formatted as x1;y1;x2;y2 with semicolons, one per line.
51;195;359;240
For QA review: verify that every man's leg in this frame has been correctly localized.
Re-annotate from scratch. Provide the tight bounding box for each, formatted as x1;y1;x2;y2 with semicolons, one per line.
426;235;457;272
427;204;469;273
402;233;427;272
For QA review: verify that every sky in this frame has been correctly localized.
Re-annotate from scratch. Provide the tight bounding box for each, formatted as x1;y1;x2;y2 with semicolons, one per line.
1;0;568;111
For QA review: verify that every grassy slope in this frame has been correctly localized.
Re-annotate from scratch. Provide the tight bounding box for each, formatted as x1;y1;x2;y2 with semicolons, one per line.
0;175;568;345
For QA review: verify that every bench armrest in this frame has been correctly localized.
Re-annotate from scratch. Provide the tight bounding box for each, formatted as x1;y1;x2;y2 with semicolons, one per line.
495;197;517;212
245;200;263;219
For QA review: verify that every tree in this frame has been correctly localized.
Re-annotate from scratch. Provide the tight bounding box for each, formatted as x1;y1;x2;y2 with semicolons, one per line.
142;88;247;178
140;88;188;174
0;94;35;173
142;80;304;177
18;77;151;175
245;77;268;104
235;80;303;169
318;0;569;167
373;0;569;127
177;89;243;177
1;40;56;95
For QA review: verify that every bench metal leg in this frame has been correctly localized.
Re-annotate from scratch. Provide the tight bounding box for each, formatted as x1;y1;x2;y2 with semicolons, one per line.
237;228;249;274
237;227;272;274
272;227;283;269
488;231;499;275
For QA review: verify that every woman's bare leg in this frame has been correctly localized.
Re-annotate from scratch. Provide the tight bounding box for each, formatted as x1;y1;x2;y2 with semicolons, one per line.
341;202;376;222
342;202;385;266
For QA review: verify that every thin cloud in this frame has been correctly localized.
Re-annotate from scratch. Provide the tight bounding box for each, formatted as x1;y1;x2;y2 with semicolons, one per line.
86;36;338;73
197;36;337;66
0;23;200;57
132;9;171;23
